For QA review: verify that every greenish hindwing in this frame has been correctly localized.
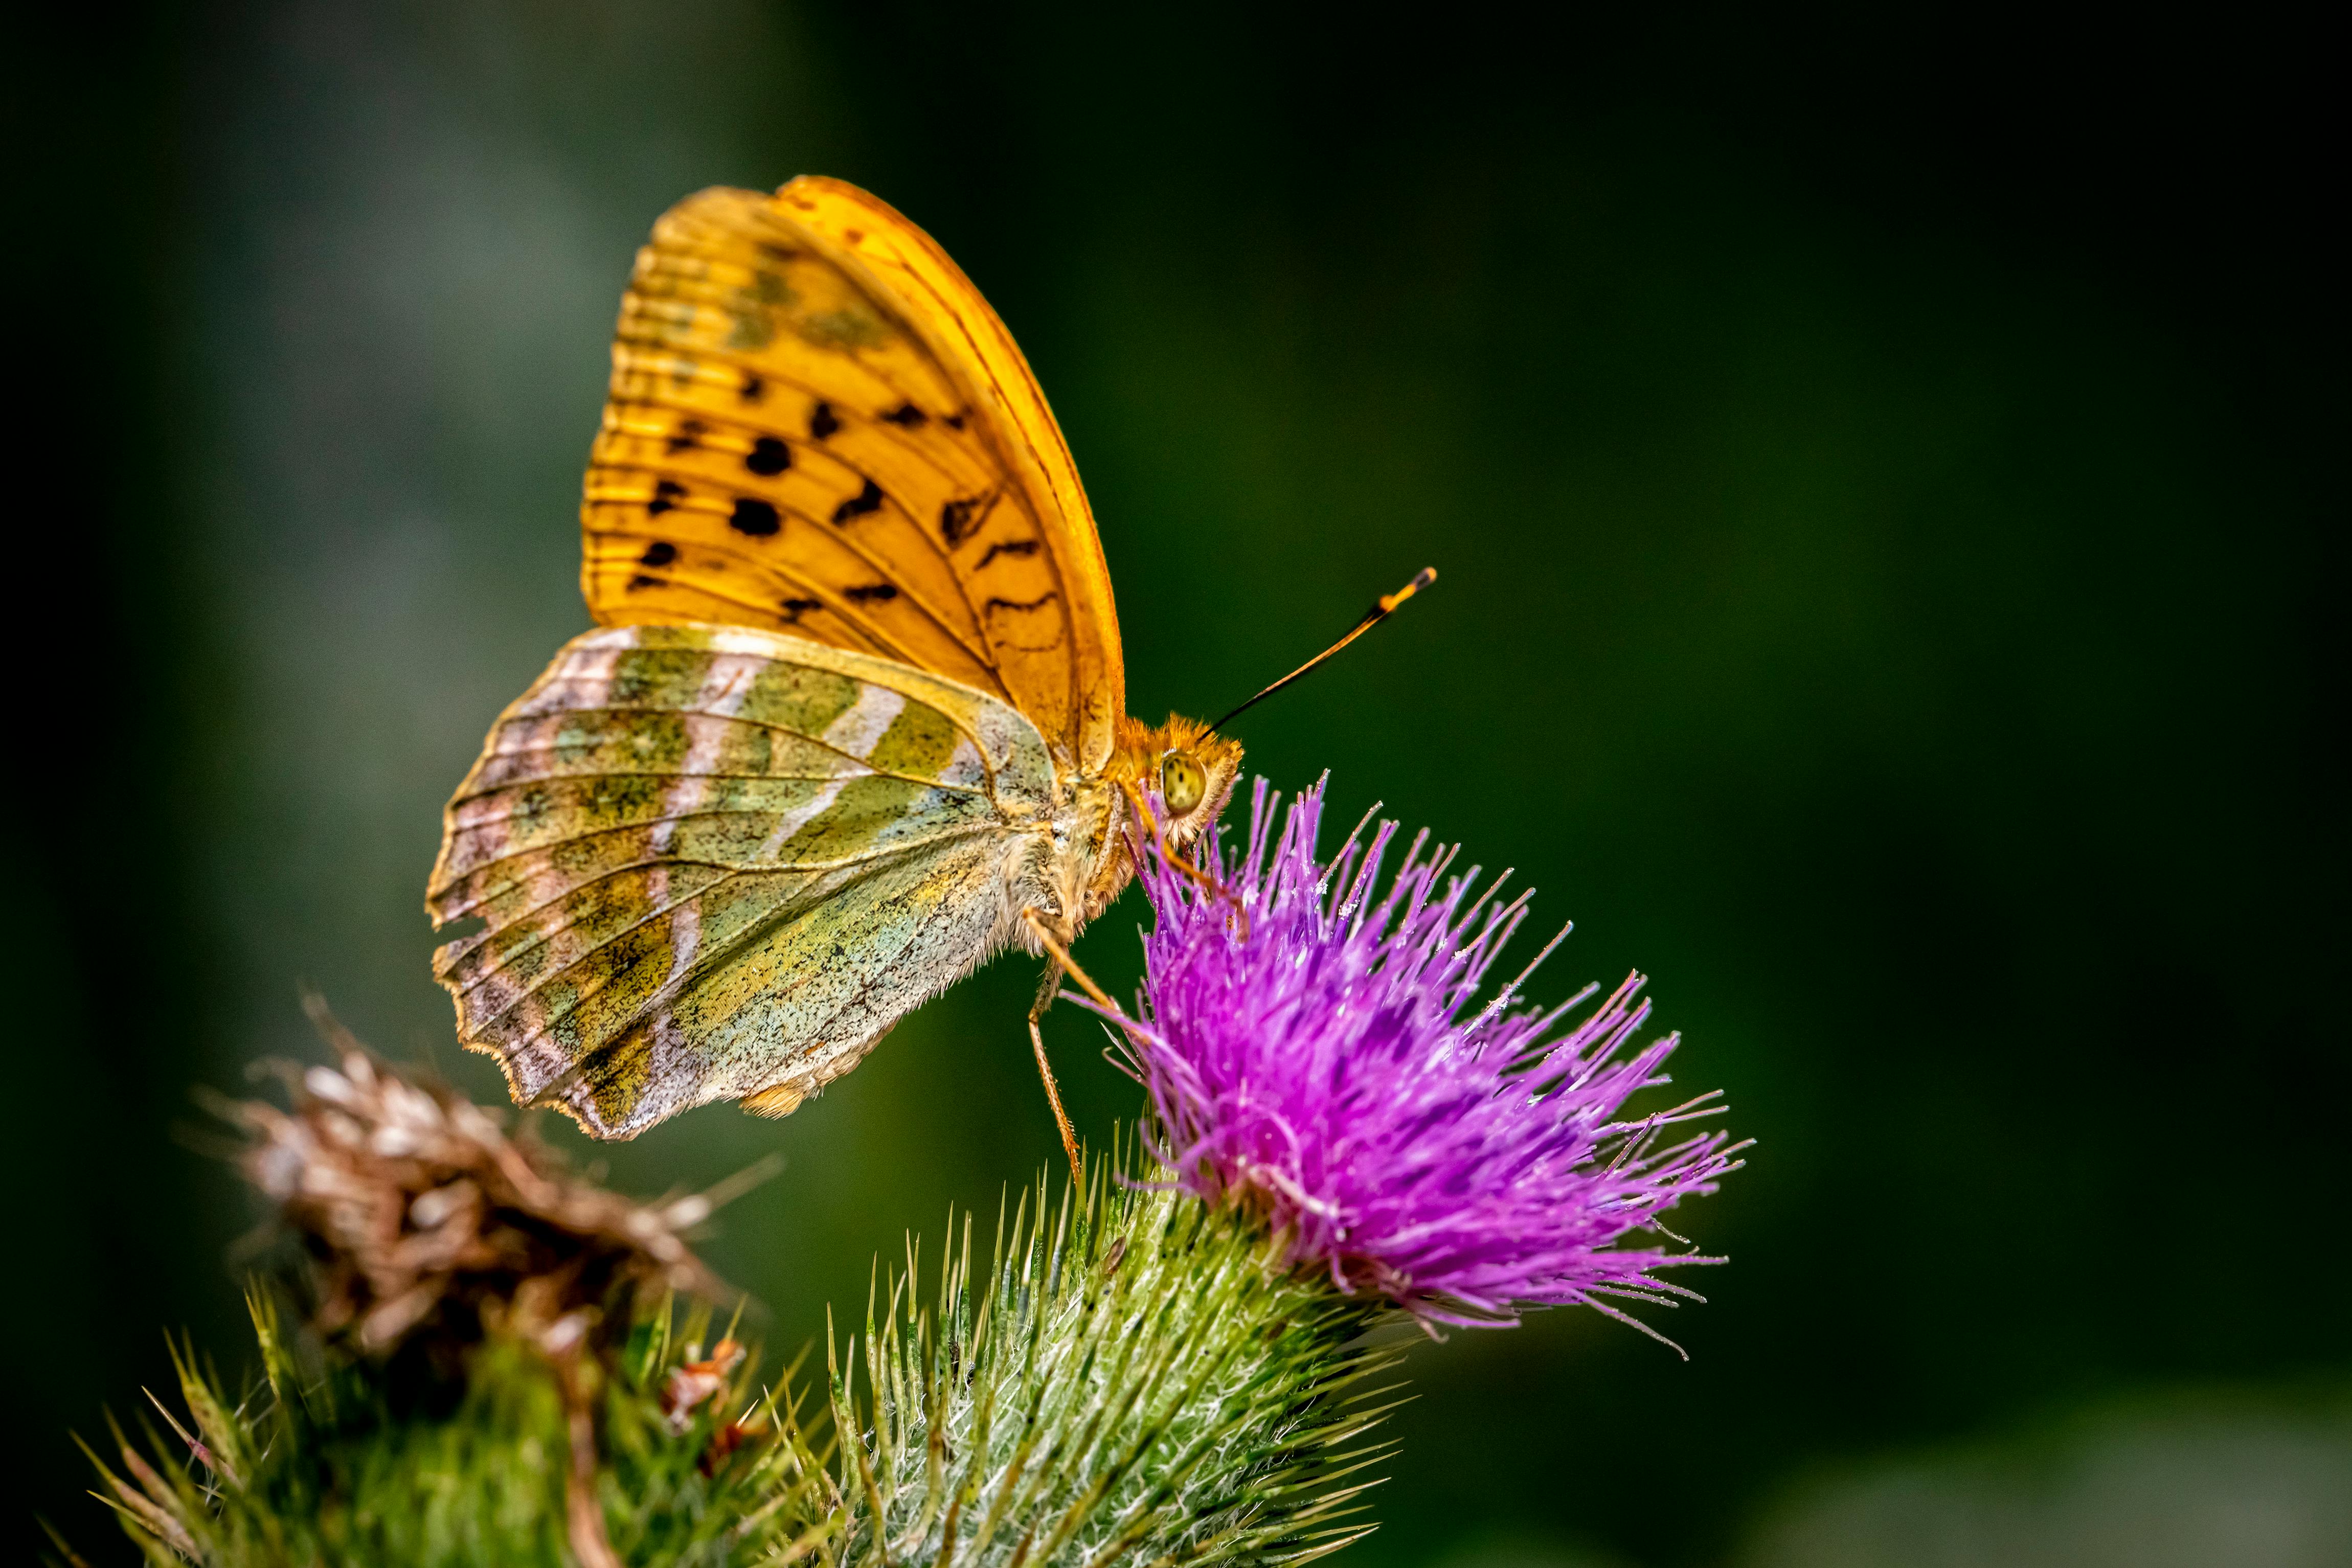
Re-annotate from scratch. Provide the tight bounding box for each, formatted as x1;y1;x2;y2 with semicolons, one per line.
426;623;1056;1138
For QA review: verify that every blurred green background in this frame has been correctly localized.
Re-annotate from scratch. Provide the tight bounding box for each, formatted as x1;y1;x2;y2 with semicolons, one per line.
14;4;2344;1563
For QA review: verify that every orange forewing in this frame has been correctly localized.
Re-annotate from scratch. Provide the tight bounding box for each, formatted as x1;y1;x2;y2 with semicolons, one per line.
580;177;1123;771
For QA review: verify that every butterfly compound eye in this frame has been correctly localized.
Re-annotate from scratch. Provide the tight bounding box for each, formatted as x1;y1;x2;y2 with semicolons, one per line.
1161;751;1207;815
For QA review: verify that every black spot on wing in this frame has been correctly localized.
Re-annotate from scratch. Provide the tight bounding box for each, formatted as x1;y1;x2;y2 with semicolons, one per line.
831;478;885;524
944;412;966;430
984;592;1059;615
647;479;686;516
940;495;993;546
779;597;822;623
639;541;677;566
628;574;661;590
666;418;706;454
808;401;840;440
975;538;1039;569
730;498;781;537
846;583;900;603
745;436;791;476
739;372;765;402
880;402;928;427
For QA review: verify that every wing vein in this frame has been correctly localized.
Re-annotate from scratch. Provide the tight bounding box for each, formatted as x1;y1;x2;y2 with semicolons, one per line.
431;817;1014;922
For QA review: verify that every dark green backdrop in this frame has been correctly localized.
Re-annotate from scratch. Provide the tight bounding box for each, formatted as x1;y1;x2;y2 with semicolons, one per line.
15;5;2341;1563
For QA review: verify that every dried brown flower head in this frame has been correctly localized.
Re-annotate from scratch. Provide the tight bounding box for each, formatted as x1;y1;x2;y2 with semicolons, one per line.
224;1019;734;1356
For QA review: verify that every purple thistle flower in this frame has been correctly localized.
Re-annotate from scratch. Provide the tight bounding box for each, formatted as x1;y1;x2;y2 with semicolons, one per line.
1106;778;1746;1339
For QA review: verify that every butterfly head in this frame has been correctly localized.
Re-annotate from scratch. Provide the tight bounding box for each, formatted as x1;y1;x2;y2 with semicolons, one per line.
1085;713;1244;921
1115;712;1245;844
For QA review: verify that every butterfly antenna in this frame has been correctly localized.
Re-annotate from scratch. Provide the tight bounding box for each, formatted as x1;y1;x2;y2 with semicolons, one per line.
1207;566;1437;734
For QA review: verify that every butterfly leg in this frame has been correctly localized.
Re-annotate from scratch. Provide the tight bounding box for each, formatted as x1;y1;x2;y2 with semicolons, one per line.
1022;907;1081;1181
1027;966;1082;1188
1022;907;1152;1187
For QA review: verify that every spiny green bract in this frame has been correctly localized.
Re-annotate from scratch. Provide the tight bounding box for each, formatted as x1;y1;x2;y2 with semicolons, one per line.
80;1290;813;1568
781;1151;1408;1568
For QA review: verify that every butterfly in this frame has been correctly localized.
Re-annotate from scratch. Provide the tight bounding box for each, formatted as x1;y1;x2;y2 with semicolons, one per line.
424;177;1253;1148
426;177;1430;1152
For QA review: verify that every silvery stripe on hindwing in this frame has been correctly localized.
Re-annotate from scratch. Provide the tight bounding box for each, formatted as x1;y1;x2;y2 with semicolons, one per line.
820;684;907;759
653;640;766;853
751;777;849;861
667;625;1056;803
434;623;1041;895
